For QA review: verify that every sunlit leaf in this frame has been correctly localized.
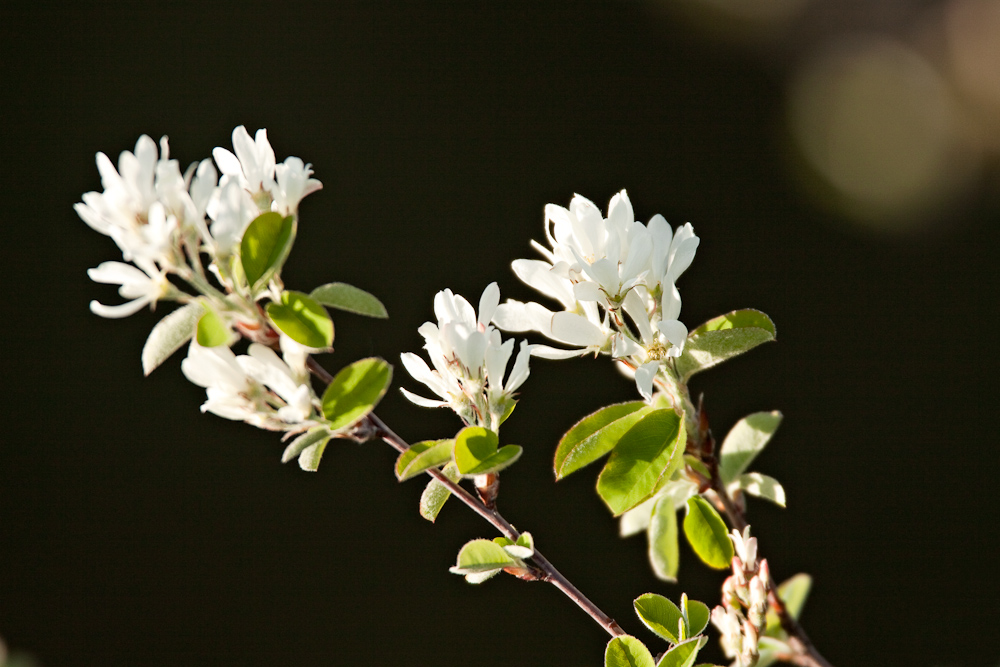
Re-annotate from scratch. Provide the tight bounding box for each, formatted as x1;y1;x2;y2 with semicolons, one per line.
648;495;679;582
605;635;655;667
395;439;455;481
267;290;334;349
718;411;783;483
449;538;516;583
674;309;775;382
297;437;330;472
419;462;460;522
732;472;786;508
241;211;295;288
195;307;230;347
321;357;392;432
765;574;812;636
453;426;522;477
633;593;684;643
282;426;332;463
554;401;652;479
655;637;706;667
142;302;203;375
310;282;388;318
597;410;685;516
682;497;734;569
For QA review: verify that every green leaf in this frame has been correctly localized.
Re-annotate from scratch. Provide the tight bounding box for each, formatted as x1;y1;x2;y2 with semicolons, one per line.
282;426;332;463
195;306;230;347
605;635;655;667
655;637;706;667
419;462;460;522
241;211;295;288
501;531;534;559
555;401;653;480
310;282;388;319
395;439;455;481
718;411;783;483
674;309;776;382
756;636;792;667
682;595;711;637
449;538;516;583
682;497;734;569
321;357;392;431
648;495;680;582
142;302;204;375
596;410;686;516
453;426;522;477
298;437;331;472
633;593;684;643
267;290;334;349
733;472;786;508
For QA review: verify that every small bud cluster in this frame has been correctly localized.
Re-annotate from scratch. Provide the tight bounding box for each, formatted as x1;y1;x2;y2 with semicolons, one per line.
712;526;771;667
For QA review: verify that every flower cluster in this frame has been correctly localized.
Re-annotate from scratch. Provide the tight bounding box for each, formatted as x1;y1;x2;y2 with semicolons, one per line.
711;527;771;667
77;126;326;438
77;126;321;317
492;191;699;402
401;283;532;431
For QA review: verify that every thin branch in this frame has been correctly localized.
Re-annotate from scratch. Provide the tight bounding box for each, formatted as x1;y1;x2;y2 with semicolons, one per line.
702;420;834;667
307;357;626;639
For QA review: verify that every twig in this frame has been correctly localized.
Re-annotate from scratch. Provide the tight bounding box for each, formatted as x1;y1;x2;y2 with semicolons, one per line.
701;415;834;667
307;357;626;639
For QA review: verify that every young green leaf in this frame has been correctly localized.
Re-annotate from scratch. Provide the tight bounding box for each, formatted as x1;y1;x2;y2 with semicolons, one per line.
633;593;684;643
732;472;786;508
282;426;332;463
674;309;776;382
241;211;295;288
555;401;653;480
718;411;783;483
142;302;204;375
419;462;460;522
596;410;685;516
682;497;734;569
449;539;516;584
605;635;655;667
310;282;388;319
453;426;522;477
648;495;680;582
683;597;711;637
297;437;330;472
655;637;706;667
267;291;334;349
395;439;455;481
195;307;230;347
502;531;534;559
321;357;393;432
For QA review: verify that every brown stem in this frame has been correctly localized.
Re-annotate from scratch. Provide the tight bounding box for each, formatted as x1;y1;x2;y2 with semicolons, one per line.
307;357;626;639
701;418;833;667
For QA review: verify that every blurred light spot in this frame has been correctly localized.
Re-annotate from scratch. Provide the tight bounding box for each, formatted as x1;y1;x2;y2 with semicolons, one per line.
650;0;811;45
945;0;1000;150
787;36;973;229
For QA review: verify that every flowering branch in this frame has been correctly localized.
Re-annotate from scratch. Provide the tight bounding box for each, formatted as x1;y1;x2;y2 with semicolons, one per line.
304;356;626;637
699;417;834;667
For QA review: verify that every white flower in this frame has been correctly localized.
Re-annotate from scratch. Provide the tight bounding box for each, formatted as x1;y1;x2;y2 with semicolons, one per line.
75;136;191;266
273;157;322;215
205;177;256;256
87;259;170;318
401;283;532;429
181;341;317;426
212;125;276;197
730;526;758;572
181;342;256;421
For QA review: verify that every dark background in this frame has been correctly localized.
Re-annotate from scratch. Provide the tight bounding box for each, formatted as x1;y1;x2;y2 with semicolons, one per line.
2;2;998;666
